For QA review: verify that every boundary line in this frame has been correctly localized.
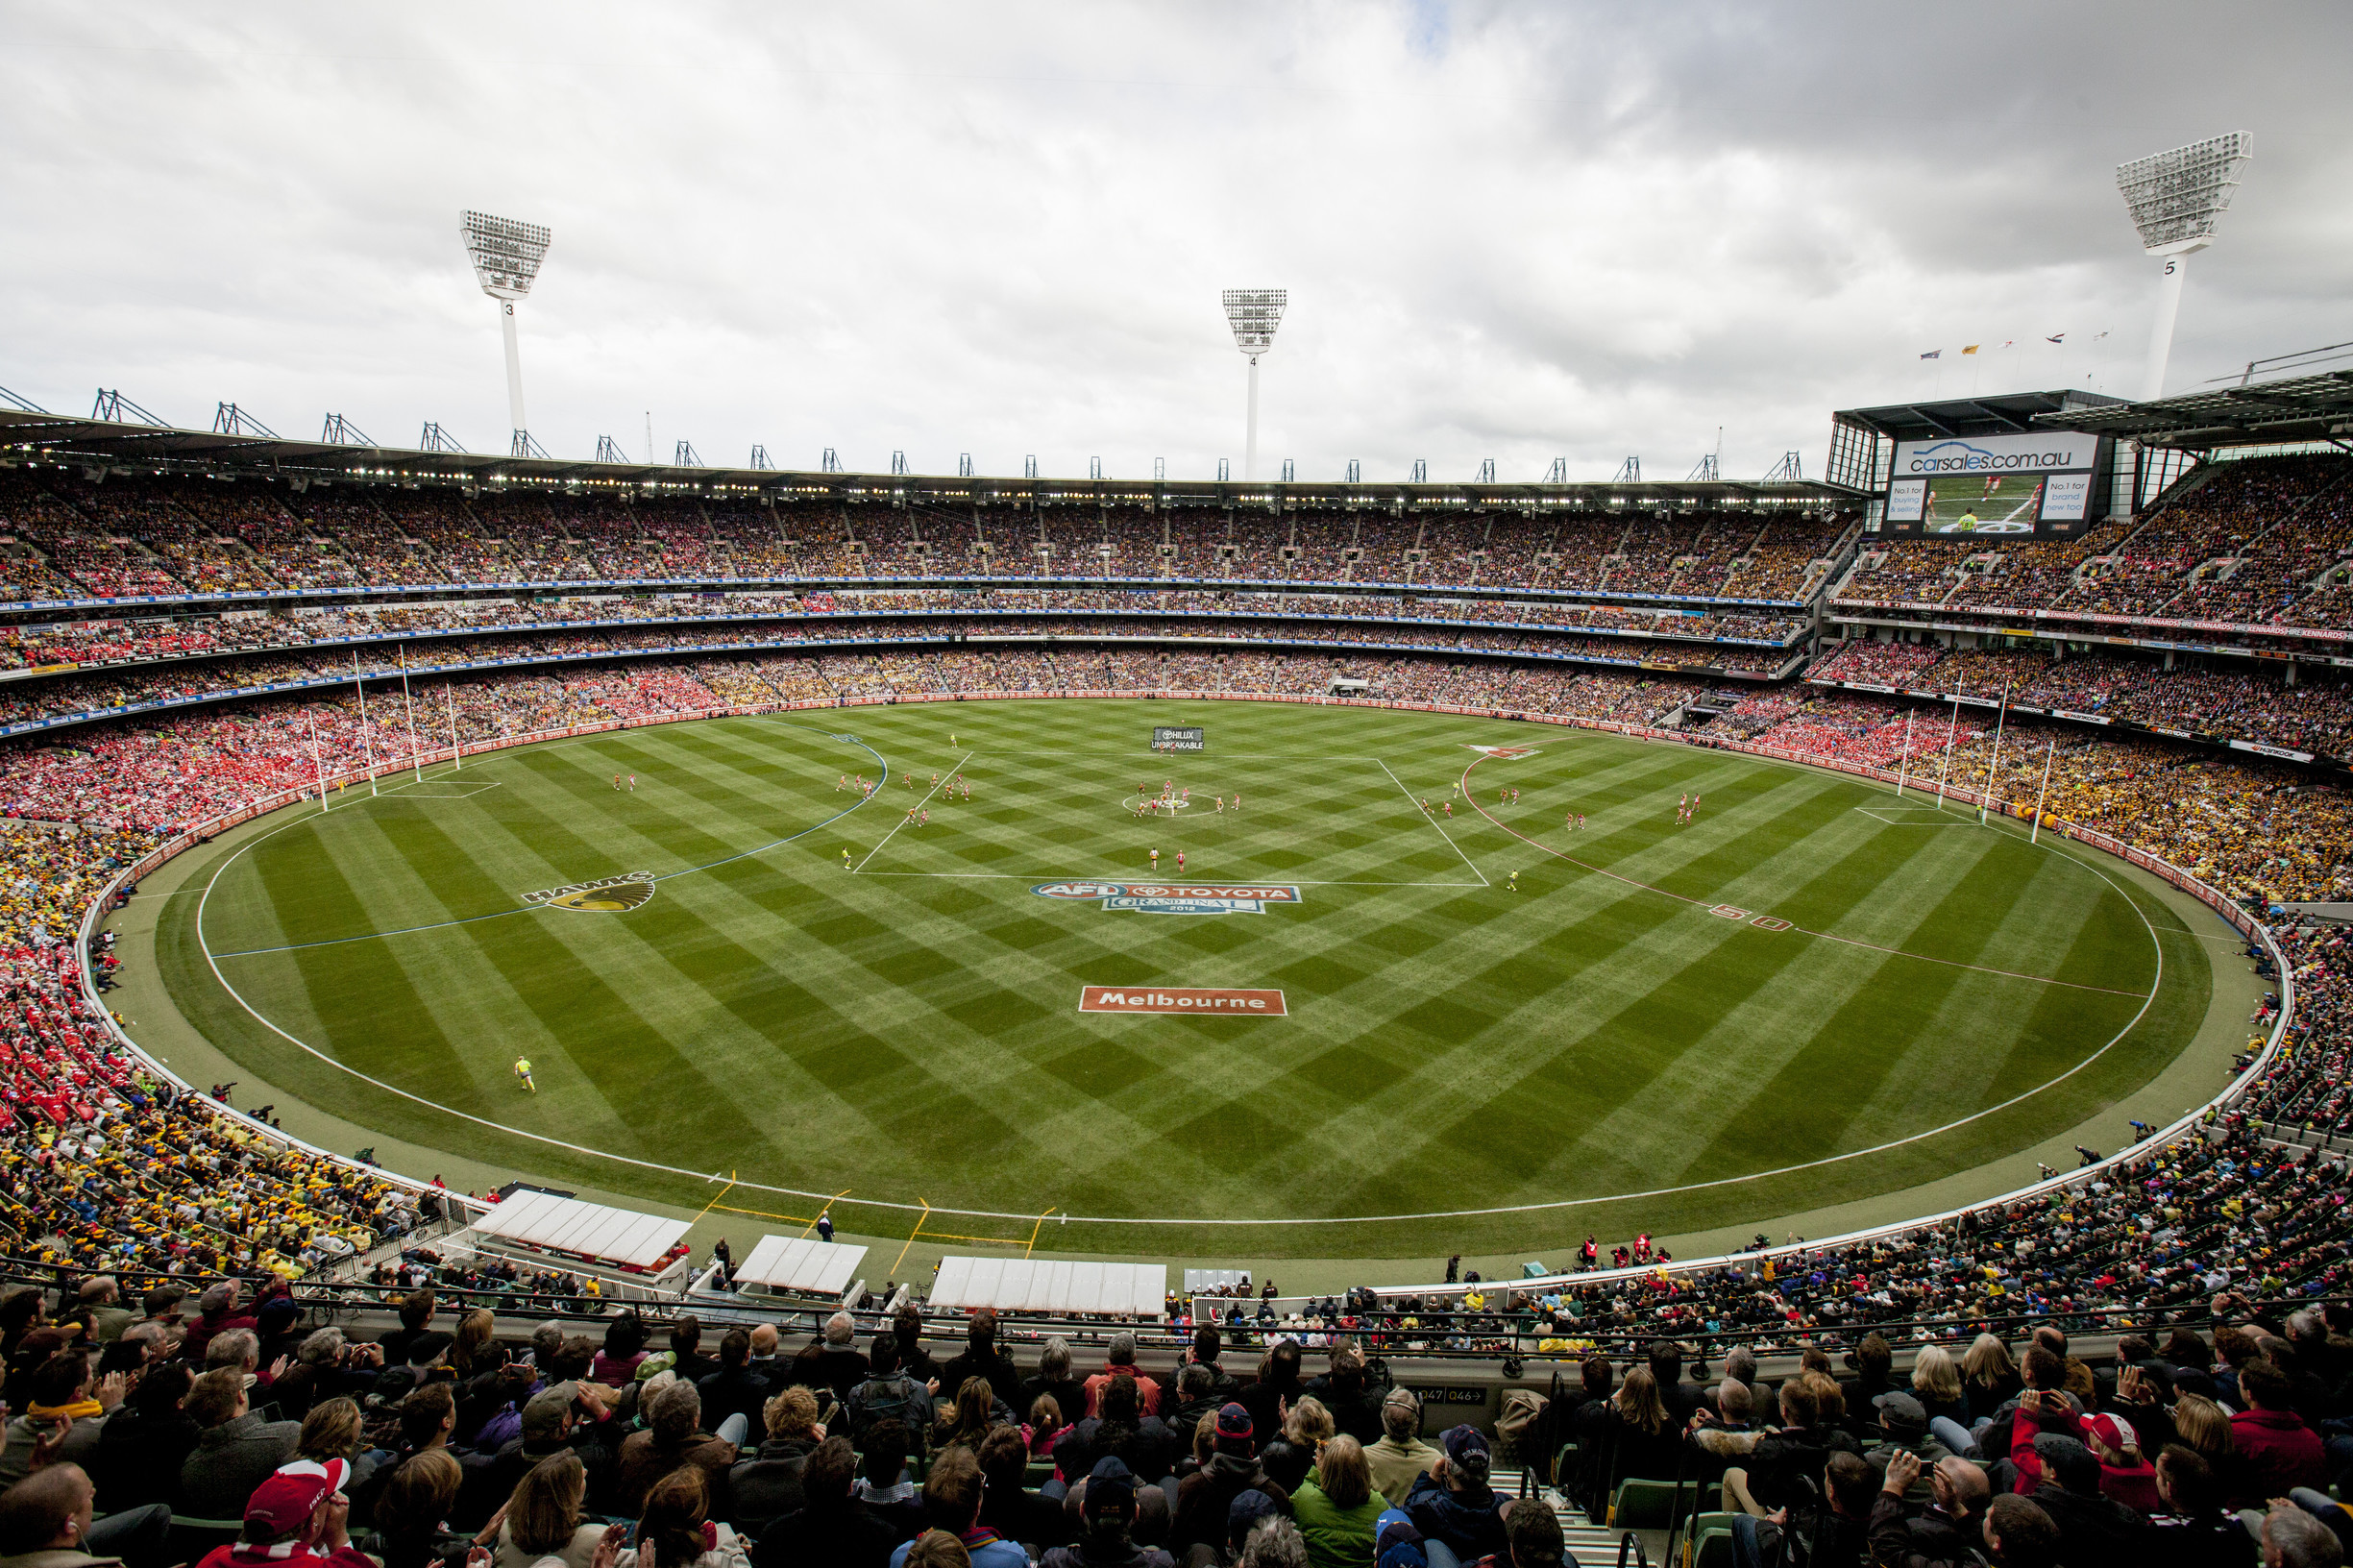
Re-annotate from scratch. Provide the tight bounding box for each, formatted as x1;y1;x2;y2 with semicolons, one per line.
1379;758;1488;887
166;706;2193;1230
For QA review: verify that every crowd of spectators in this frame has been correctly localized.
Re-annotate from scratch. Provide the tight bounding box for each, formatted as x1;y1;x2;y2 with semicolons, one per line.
1836;453;2353;636
1809;640;2353;761
0;466;1854;605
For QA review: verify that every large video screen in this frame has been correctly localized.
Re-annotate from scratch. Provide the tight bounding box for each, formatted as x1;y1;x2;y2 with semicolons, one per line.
1882;429;2109;538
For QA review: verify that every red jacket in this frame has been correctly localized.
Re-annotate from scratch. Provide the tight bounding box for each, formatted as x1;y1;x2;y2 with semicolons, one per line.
196;1543;376;1568
2228;1408;2324;1507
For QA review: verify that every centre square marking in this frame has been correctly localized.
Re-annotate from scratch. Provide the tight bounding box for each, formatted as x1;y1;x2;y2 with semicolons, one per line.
1079;986;1288;1017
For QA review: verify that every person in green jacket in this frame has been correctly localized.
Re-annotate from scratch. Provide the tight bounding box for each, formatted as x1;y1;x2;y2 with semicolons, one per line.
1291;1435;1387;1568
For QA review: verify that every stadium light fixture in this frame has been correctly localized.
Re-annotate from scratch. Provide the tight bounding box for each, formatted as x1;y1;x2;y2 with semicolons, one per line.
2116;133;2250;400
1221;289;1287;481
459;209;554;457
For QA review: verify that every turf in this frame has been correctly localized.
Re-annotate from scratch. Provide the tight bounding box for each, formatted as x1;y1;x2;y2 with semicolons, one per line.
151;698;2210;1259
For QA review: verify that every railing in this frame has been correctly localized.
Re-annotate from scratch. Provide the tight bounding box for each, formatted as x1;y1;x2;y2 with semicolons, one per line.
65;687;2295;1324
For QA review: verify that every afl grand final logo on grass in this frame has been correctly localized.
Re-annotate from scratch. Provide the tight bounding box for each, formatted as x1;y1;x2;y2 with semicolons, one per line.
1034;882;1301;915
524;871;657;912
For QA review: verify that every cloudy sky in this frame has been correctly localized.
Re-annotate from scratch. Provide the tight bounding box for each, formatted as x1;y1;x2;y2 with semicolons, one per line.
5;2;2347;485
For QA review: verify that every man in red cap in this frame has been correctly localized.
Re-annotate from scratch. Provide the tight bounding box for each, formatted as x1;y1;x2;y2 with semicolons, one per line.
192;1460;373;1568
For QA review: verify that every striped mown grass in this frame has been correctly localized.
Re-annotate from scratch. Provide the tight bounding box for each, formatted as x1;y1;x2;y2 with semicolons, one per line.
154;698;2207;1259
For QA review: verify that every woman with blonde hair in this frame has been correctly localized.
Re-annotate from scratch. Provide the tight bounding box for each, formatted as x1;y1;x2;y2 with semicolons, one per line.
1605;1366;1681;1489
934;1375;998;1453
297;1397;365;1464
1262;1395;1334;1492
367;1449;469;1568
1289;1433;1383;1568
2169;1393;2235;1466
1910;1344;1967;1425
453;1309;499;1378
489;1452;609;1568
1959;1334;2022;1411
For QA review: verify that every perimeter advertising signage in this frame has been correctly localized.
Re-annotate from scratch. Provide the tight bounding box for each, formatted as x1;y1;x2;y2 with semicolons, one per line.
1882;430;2111;539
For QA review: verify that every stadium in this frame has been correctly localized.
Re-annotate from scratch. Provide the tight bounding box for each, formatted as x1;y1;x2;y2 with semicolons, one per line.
1;10;2349;1568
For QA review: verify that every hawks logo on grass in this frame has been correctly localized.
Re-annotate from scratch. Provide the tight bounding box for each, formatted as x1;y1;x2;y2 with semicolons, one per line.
1465;745;1541;759
524;871;657;912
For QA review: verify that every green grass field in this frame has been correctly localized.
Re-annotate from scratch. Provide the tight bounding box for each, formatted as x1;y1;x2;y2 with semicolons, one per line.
151;698;2210;1260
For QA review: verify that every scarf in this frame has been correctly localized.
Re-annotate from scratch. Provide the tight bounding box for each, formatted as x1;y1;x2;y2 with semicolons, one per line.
28;1397;102;1422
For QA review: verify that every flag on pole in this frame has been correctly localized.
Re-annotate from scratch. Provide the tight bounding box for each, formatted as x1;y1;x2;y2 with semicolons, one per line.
1962;344;1980;355
2092;331;2109;341
2046;332;2067;343
1920;349;1942;359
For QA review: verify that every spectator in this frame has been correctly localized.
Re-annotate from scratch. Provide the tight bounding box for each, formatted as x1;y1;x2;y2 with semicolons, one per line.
750;1435;895;1568
727;1387;823;1537
2143;1446;2253;1568
1403;1426;1505;1568
590;1317;651;1390
0;1353;125;1488
1290;1435;1383;1568
1238;1346;1302;1443
853;1420;923;1540
614;1470;747;1568
806;1315;871;1407
1364;1390;1439;1510
1039;1456;1168;1568
379;1294;437;1371
974;1427;1066;1555
181;1284;258;1368
889;1447;1020;1568
365;1450;469;1568
1909;1347;1968;1433
846;1340;936;1456
0;1461;170;1568
189;1458;376;1568
88;1362;197;1513
2258;1504;2342;1568
2022;1435;2145;1561
616;1382;738;1519
1959;1336;2022;1419
1600;1368;1681;1494
937;1314;1021;1414
177;1367;302;1520
1172;1407;1290;1566
887;1310;939;1390
2231;1360;2326;1507
1084;1336;1164;1422
1020;1340;1088;1440
1862;1393;1950;1497
1259;1399;1331;1497
1302;1345;1382;1447
479;1383;620;1525
490;1453;608;1568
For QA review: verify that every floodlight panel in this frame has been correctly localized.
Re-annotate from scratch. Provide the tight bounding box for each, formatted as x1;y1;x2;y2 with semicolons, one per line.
2116;132;2251;254
1222;288;1287;354
461;209;553;300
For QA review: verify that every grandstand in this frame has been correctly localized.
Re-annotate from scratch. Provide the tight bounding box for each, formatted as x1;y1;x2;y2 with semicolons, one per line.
0;374;2348;1566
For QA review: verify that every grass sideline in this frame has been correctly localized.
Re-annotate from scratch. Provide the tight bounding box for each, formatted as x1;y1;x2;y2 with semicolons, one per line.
149;698;2211;1260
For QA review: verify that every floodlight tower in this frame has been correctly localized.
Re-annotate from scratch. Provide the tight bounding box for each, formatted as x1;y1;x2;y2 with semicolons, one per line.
459;210;554;456
1221;289;1287;481
2116;133;2250;401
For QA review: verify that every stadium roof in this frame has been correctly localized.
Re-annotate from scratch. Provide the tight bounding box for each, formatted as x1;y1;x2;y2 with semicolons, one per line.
1830;388;2130;445
0;405;1853;506
2029;371;2353;451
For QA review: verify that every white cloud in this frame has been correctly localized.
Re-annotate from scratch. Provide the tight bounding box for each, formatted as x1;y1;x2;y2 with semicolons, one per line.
3;0;2346;484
